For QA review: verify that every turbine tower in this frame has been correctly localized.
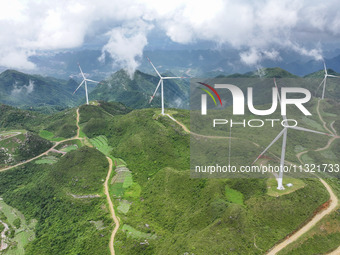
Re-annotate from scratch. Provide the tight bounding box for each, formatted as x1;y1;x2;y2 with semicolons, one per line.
147;57;186;115
252;79;332;190
73;64;100;105
318;61;340;99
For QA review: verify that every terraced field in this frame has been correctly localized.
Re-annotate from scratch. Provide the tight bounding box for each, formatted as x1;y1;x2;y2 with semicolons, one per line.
90;136;113;156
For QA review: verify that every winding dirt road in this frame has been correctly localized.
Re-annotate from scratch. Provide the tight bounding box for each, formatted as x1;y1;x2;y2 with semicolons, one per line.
165;114;260;147
165;108;339;255
76;108;81;138
0;108;121;254
0;109;83;172
267;99;340;254
267;179;338;255
0;220;9;251
316;100;334;135
104;157;120;255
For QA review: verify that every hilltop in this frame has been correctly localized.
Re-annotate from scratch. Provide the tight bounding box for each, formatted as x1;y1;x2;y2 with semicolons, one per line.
0;100;339;254
90;69;189;109
217;67;299;78
0;70;82;108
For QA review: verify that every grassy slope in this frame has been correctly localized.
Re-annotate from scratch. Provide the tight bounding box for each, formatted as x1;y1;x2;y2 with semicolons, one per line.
0;104;78;140
0;69;80;108
76;107;330;255
0;147;112;255
0;98;337;254
106;109;190;184
276;101;340;255
0;132;53;167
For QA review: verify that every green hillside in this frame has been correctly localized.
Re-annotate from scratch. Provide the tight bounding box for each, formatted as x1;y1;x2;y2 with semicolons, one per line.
304;69;340;99
89;69;189;109
0;131;52;167
0;73;339;254
221;67;298;78
75;106;332;254
0;70;81;107
0;147;112;255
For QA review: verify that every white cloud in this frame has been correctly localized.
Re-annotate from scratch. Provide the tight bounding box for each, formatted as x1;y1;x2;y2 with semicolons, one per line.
11;80;35;96
99;21;153;78
240;48;262;66
240;48;281;66
0;0;339;72
0;50;36;70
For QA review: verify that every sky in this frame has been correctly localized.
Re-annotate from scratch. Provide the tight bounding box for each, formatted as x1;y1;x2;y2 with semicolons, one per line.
0;0;340;76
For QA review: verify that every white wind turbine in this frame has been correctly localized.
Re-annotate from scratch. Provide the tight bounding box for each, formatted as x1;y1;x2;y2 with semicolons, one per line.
73;64;100;105
147;57;187;115
317;61;340;99
252;78;332;190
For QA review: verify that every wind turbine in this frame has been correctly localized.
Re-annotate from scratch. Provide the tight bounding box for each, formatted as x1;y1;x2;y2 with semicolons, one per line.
147;57;187;115
317;61;340;99
73;64;100;105
252;78;332;190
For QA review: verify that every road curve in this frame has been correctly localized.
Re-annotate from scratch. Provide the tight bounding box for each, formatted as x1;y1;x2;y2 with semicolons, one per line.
316;100;334;135
267;99;339;254
76;108;81;138
165;113;260;147
165;110;339;255
327;245;340;255
104;156;120;255
266;178;338;254
0;108;83;172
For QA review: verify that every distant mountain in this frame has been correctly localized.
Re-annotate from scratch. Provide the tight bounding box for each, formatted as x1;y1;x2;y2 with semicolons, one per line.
218;67;298;78
304;68;340;78
0;70;81;107
90;69;190;109
0;66;338;110
22;48;340;79
304;69;340;99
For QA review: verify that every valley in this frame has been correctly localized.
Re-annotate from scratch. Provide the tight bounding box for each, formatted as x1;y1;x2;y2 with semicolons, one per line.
1;1;340;254
0;70;339;254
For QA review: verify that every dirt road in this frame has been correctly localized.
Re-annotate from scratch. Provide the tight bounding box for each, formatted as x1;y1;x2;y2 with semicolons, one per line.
316;100;334;135
0;108;121;254
165;114;260;147
0;108;83;172
327;246;340;255
267;178;338;254
104;157;120;255
267;99;340;254
0;220;9;251
166;110;339;255
0;131;22;142
76;108;81;138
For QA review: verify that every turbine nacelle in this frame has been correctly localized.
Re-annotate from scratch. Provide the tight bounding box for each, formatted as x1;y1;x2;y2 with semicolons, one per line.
252;79;333;190
317;60;340;99
147;57;188;115
73;64;100;105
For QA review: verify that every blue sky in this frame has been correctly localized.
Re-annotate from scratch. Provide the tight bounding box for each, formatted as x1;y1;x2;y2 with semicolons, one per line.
0;0;339;75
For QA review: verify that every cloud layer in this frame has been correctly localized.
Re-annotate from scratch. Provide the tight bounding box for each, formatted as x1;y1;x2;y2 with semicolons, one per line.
0;0;339;73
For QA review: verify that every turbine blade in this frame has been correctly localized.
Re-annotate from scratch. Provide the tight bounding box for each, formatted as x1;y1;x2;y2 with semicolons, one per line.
324;61;327;75
162;77;182;79
327;74;340;78
86;79;100;83
274;78;287;121
317;77;326;90
78;63;86;79
149;79;162;104
289;126;333;136
73;80;85;94
147;57;162;78
252;128;286;165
